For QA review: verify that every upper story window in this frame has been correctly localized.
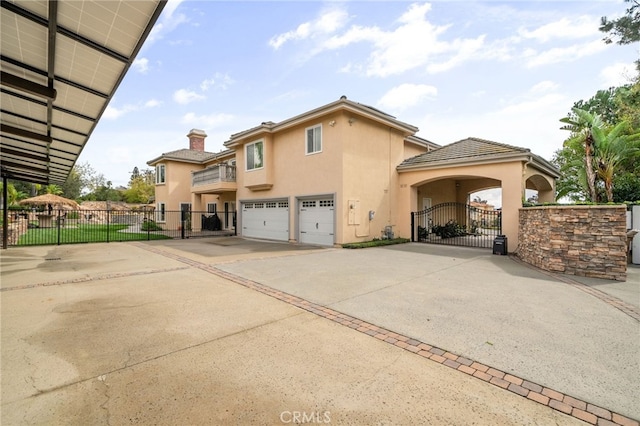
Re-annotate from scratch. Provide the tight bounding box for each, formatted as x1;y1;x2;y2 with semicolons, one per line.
306;124;322;154
155;164;166;184
246;140;264;171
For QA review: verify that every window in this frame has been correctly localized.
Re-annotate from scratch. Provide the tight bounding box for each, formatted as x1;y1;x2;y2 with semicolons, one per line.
155;164;165;184
207;203;217;214
246;140;264;170
156;202;165;222
306;125;322;154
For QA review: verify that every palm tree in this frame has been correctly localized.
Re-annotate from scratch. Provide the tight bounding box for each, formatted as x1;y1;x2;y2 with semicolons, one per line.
560;108;604;202
592;121;640;202
44;184;63;195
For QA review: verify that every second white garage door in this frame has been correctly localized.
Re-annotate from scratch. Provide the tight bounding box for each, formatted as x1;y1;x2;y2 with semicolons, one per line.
242;200;289;241
299;198;335;246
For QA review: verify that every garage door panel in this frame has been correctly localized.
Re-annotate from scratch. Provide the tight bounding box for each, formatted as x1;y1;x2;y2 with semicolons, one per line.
242;201;289;241
299;199;334;246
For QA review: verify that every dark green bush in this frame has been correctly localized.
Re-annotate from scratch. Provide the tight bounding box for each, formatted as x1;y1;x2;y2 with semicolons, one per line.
141;220;163;231
431;220;467;238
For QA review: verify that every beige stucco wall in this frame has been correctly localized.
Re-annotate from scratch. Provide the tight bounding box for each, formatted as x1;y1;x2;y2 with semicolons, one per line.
524;166;556;203
154;161;203;211
234;111;424;244
341;118;408;242
397;161;526;250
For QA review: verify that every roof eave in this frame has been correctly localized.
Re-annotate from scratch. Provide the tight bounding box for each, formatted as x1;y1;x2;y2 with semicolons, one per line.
397;152;535;172
225;97;419;146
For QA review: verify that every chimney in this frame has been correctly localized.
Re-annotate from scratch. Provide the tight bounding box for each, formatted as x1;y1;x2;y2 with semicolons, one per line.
187;129;207;151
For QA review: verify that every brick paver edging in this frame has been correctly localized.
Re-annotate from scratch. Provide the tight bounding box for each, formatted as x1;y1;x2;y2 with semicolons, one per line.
509;255;640;322
133;243;639;426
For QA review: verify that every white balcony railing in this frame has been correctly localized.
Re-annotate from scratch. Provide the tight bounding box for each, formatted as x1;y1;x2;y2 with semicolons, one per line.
192;164;236;187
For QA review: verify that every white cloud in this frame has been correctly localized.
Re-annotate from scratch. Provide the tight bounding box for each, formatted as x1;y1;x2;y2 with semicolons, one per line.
132;57;149;74
378;84;437;111
145;99;162;108
497;93;566;116
173;89;206;105
269;6;349;49
314;2;485;77
103;104;138;120
525;39;607;68
518;16;600;43
103;98;162;119
146;0;189;46
530;80;559;93
600;62;637;87
200;73;235;91
181;112;234;127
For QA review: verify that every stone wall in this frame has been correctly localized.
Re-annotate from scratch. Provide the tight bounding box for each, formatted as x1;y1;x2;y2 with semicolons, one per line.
517;205;627;281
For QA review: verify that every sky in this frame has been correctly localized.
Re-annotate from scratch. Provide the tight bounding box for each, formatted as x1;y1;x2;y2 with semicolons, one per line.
80;0;638;206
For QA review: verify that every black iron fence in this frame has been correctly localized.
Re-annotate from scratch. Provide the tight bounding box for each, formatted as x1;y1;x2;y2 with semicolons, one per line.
1;209;236;247
411;202;501;249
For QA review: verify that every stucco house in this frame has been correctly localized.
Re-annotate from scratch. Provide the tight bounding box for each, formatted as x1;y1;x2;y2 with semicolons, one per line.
147;96;559;249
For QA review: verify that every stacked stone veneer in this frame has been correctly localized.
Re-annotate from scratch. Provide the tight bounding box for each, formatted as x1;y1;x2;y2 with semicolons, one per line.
517;205;627;282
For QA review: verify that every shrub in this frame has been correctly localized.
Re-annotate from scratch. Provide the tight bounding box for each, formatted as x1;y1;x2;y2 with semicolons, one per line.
141;220;163;231
431;220;467;238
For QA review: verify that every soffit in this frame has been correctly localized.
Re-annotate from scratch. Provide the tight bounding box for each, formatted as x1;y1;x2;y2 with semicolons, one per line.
1;0;166;184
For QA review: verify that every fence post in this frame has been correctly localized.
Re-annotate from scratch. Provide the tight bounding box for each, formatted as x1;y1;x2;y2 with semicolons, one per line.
410;212;415;242
57;209;61;245
107;209;110;242
181;211;185;239
234;211;237;236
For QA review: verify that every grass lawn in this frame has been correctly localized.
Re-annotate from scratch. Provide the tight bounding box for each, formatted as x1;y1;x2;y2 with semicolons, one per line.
17;224;171;245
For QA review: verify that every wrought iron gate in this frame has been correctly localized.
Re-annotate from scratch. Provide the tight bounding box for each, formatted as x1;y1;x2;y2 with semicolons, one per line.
411;202;501;249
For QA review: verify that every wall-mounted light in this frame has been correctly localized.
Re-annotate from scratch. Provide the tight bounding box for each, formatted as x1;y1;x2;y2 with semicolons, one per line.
329;120;336;127
348;118;356;126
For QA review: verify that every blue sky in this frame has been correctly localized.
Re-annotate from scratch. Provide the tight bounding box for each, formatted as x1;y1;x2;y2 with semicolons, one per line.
81;0;638;199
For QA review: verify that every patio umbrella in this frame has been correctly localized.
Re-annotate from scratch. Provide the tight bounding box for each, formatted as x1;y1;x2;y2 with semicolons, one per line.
19;194;80;210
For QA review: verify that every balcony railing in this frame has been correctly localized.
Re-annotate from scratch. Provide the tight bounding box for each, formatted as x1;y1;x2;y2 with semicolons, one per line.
192;164;236;187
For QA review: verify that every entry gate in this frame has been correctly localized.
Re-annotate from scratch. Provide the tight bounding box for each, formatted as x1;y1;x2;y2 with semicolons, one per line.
411;202;501;249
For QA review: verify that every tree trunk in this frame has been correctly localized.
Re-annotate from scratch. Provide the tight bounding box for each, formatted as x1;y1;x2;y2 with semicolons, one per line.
585;135;598;202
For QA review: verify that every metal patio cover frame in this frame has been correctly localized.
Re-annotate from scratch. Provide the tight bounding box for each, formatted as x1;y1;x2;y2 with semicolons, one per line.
1;0;166;185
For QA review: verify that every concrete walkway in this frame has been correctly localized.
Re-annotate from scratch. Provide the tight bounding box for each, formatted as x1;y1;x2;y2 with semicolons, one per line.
1;238;638;425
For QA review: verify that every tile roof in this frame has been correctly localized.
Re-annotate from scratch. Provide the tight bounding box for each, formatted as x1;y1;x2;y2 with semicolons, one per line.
147;148;235;166
160;149;218;162
399;137;531;167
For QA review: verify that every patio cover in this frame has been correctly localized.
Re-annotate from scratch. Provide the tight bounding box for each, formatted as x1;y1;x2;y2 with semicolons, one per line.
1;0;166;185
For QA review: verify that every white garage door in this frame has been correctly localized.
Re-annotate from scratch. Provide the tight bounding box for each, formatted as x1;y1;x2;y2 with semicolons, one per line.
242;200;289;241
299;198;334;246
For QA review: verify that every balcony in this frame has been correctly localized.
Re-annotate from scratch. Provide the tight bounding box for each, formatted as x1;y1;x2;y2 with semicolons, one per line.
191;164;236;193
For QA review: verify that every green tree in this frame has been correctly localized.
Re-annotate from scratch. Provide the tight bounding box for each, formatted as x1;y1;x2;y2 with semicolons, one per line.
0;182;19;206
592;120;640;201
600;0;640;45
123;175;154;203
41;184;63;195
552;146;590;202
560;108;603;202
612;172;640;202
61;167;83;199
75;162;106;195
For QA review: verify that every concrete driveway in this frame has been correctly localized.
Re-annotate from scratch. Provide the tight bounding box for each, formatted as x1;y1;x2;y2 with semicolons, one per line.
1;238;638;425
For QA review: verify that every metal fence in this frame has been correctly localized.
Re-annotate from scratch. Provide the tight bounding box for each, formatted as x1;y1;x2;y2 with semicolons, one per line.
411;202;501;249
1;209;236;247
